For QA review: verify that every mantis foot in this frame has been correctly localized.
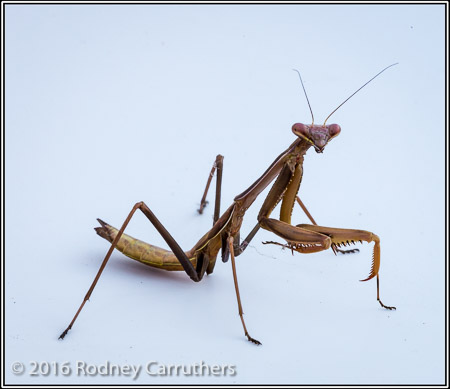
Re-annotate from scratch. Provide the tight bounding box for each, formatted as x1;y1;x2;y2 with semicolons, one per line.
246;333;262;345
331;241;360;255
262;240;323;255
378;300;396;310
58;328;70;340
198;200;209;215
262;240;288;248
332;244;360;255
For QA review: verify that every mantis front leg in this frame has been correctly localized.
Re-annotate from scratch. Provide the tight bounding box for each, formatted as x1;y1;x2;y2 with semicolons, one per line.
258;163;395;310
261;220;395;310
296;196;359;255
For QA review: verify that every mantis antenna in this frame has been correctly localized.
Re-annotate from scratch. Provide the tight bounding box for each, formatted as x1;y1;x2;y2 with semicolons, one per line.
323;62;399;126
293;69;315;126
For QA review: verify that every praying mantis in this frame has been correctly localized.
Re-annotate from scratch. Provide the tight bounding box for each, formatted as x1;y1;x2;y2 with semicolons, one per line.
59;64;397;345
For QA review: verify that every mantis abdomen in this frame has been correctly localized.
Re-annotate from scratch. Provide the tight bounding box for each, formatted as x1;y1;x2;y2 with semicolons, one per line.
95;219;197;271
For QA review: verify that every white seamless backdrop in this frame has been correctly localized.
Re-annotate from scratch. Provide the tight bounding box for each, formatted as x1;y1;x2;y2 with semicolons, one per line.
5;3;446;385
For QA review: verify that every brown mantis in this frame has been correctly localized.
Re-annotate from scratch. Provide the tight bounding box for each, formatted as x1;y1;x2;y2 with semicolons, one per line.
59;64;397;345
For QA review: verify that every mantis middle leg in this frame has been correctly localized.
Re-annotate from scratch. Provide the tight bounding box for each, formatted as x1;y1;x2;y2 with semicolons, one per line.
197;154;261;260
198;154;224;223
228;235;261;345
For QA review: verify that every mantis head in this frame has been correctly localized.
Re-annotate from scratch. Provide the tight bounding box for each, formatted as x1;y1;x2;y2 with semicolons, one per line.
291;63;398;154
292;123;341;153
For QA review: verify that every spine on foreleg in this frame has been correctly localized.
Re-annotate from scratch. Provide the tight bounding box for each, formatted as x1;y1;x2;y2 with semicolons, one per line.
94;219;196;271
360;234;381;282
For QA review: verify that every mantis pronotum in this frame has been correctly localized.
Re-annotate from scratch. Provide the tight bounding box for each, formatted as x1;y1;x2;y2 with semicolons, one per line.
60;64;397;345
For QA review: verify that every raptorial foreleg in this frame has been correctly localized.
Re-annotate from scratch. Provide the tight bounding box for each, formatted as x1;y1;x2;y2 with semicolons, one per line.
296;196;359;255
295;223;396;310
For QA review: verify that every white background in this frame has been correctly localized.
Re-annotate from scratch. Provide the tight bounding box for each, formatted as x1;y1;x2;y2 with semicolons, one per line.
5;3;445;385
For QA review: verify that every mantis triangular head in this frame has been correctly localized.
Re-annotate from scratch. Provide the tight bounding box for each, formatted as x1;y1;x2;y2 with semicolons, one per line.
292;123;341;153
292;63;398;153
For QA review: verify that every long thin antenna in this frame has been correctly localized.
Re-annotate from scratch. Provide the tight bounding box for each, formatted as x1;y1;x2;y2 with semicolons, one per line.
293;69;314;125
323;63;399;126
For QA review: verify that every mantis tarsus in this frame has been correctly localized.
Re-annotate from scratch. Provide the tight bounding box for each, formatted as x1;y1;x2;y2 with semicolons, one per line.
59;64;397;345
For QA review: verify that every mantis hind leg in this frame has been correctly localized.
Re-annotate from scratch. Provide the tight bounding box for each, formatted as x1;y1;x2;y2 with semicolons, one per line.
59;201;204;340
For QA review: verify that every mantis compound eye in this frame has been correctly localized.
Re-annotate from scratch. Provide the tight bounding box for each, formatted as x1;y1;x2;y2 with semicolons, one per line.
328;124;341;137
292;123;309;138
